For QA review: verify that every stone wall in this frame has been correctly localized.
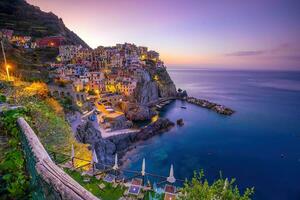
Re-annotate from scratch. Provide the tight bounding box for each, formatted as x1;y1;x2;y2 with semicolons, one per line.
48;84;87;102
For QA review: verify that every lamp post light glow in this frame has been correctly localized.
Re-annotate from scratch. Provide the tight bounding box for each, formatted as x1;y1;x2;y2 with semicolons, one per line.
6;64;11;81
1;40;11;81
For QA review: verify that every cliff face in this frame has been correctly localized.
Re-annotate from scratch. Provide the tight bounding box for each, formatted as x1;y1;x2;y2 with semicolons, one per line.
134;64;177;105
126;104;156;121
152;67;177;98
76;119;174;166
0;0;89;48
135;81;159;105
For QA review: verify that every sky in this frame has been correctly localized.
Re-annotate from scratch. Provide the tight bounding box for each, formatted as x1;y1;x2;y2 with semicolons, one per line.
26;0;300;70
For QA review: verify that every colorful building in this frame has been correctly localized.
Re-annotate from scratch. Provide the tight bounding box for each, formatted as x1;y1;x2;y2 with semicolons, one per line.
36;36;65;48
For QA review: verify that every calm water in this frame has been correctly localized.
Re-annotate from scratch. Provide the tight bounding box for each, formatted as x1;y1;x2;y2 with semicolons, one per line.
125;69;300;200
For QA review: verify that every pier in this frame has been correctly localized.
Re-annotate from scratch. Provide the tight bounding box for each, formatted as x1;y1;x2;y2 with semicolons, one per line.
184;96;234;115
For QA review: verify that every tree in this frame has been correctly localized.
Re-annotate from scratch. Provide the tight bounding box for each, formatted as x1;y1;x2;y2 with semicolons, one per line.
178;170;254;200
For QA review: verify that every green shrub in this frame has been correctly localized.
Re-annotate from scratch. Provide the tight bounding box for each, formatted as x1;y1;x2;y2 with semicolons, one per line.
0;108;30;199
178;170;254;200
59;97;73;110
0;94;6;103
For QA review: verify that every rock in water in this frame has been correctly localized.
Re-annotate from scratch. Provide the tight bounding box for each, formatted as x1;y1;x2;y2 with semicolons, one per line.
176;118;184;126
177;89;188;98
136;118;175;140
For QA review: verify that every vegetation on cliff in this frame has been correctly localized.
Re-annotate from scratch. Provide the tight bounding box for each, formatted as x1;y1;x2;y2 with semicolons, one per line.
0;78;91;167
0;108;30;199
0;0;90;79
0;37;56;81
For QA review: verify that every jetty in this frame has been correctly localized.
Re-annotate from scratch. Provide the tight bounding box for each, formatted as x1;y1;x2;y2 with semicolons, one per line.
185;96;234;115
147;95;234;115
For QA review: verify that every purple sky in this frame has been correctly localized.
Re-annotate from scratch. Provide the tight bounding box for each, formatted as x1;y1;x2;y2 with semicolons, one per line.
27;0;300;70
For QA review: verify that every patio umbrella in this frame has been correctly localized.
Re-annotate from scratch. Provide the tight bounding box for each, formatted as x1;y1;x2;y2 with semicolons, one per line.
71;144;75;158
223;178;228;191
92;149;98;164
113;153;118;170
141;158;146;176
71;144;75;166
92;149;99;173
167;164;176;184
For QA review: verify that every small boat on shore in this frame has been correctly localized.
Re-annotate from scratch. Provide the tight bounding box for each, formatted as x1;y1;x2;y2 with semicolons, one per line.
181;106;187;109
156;105;162;109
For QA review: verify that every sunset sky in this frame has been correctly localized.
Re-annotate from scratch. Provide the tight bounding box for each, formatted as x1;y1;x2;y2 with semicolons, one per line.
27;0;300;70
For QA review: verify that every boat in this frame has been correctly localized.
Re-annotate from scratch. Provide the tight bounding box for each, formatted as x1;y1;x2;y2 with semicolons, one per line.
181;106;187;109
156;105;162;109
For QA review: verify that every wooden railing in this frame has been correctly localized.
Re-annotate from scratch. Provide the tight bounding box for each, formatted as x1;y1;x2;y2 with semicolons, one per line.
17;117;99;200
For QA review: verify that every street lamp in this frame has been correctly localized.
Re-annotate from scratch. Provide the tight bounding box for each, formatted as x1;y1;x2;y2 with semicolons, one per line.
1;40;10;81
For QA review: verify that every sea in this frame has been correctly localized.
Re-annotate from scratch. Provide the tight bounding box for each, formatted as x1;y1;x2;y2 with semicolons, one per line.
124;69;300;200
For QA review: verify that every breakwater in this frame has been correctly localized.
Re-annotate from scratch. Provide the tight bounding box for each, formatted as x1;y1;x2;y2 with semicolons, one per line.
149;95;235;116
185;96;234;115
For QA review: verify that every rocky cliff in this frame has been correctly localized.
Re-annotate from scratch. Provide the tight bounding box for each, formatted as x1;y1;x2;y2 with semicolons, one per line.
149;66;177;98
134;80;159;105
134;63;177;105
125;104;156;121
76;118;175;166
0;0;89;48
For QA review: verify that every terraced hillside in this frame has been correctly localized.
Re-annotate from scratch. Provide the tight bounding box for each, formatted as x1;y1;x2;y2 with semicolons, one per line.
0;0;89;48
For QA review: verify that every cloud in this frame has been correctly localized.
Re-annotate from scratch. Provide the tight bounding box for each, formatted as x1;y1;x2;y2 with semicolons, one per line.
226;43;300;59
274;55;300;61
270;43;291;53
226;50;265;57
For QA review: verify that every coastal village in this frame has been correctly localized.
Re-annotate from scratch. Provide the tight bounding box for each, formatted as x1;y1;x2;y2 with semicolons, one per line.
1;27;172;132
51;43;172;135
1;26;235;200
0;27;184;200
1;28;233;134
6;0;297;199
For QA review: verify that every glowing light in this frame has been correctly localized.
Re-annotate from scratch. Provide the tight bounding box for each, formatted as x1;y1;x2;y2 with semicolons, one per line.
76;101;82;107
106;84;117;93
140;54;146;60
151;115;159;122
5;64;11;81
76;85;80;92
24;82;48;96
